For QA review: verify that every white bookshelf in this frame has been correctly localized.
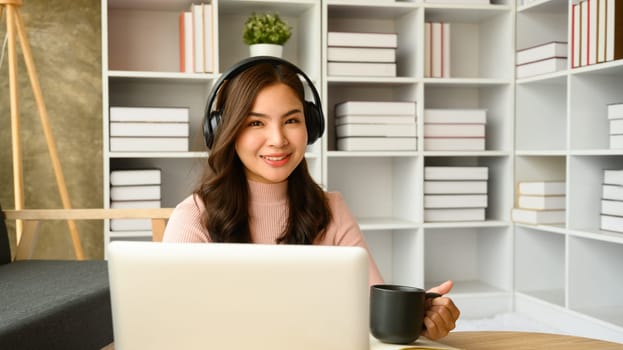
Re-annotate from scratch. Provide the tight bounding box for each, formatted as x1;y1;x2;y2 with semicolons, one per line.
101;0;623;341
513;0;623;343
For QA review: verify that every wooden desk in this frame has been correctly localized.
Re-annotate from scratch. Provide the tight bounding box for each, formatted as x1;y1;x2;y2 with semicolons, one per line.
440;331;623;350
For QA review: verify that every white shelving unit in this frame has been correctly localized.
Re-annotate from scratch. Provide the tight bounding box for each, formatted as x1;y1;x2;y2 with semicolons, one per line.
101;0;623;341
514;0;623;343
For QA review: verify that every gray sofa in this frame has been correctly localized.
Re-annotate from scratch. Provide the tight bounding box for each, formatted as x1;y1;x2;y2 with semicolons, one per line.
0;204;113;349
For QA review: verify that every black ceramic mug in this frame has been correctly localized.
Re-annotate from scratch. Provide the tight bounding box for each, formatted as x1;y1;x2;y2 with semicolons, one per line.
370;284;441;344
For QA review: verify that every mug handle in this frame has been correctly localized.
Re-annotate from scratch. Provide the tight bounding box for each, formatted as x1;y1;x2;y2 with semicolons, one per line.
422;292;442;331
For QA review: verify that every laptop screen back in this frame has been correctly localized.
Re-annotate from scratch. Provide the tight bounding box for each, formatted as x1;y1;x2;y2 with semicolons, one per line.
107;241;370;350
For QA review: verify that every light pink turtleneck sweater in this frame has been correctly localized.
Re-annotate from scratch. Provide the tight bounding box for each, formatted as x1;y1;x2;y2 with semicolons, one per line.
163;180;384;286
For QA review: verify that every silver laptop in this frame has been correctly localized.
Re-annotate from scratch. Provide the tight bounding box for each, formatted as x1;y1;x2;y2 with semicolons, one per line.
107;241;370;350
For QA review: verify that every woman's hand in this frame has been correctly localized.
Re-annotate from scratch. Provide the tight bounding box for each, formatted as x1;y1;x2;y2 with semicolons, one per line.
422;280;460;340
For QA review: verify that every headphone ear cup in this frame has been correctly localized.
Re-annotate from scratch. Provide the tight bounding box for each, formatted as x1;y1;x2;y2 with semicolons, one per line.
304;101;324;145
204;110;222;149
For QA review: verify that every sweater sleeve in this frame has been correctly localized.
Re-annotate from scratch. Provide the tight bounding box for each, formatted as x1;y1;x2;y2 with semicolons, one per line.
324;192;385;287
162;194;211;243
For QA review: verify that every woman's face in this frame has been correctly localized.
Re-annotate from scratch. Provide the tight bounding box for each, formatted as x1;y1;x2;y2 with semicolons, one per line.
235;83;308;184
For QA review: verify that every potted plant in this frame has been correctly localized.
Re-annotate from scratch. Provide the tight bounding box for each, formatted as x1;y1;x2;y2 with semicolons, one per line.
243;12;292;58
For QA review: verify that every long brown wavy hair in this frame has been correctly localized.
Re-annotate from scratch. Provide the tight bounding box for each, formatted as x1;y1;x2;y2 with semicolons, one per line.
195;61;331;244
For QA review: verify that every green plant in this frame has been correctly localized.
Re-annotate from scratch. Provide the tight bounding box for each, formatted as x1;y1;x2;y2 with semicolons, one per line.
243;12;292;45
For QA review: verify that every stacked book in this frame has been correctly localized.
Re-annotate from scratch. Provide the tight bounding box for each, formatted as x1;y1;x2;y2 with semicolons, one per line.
571;0;622;68
179;2;215;73
110;106;190;152
423;108;487;151
608;103;623;148
511;181;566;225
327;31;398;77
601;169;623;233
516;41;567;78
424;166;488;222
110;169;162;237
424;22;451;78
335;101;417;151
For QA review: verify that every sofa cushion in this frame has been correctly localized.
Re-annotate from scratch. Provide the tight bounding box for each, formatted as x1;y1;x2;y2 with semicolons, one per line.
0;260;113;349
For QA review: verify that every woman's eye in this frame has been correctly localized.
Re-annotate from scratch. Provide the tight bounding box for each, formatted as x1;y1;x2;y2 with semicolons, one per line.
248;120;262;127
285;117;301;124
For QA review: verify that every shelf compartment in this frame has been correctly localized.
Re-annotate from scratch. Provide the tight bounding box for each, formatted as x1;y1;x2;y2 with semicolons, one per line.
569;70;623;150
218;1;320;75
424;226;513;293
327;4;419;78
516;80;567;151
516;5;567;53
424;156;513;221
515;155;566;190
424;84;513;152
517;0;568;13
569;236;623;328
515;225;566;307
568;155;623;232
107;79;212;153
362;229;423;287
424;8;513;80
327;156;420;223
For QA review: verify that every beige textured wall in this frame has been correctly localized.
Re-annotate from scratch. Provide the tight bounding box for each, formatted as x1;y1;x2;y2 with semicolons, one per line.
0;0;103;259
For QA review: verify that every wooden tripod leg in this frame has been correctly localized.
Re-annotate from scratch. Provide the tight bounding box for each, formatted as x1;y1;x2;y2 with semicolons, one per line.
13;7;85;260
5;4;25;246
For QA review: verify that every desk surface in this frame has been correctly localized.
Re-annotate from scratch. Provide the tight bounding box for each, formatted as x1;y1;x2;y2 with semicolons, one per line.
440;331;623;350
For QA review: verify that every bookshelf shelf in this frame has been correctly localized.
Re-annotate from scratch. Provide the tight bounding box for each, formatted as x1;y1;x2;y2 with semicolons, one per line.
101;0;623;339
514;0;623;341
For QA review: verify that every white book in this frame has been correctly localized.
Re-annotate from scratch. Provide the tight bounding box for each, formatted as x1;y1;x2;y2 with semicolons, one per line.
424;124;485;137
424;166;488;180
109;107;190;123
518;181;566;195
327;47;396;63
518;195;566;210
110;137;189;152
589;0;598;65
110;185;161;201
604;169;623;185
179;11;193;73
442;22;450;78
572;3;581;68
597;0;607;63
111;218;152;232
203;3;214;73
610;135;623;148
601;199;623;216
335;115;416;125
327;31;398;48
581;0;589;66
190;3;203;73
610;119;623;134
109;231;153;241
337;137;417;151
603;184;623;201
424;181;488;194
327;62;396;77
516;41;568;65
516;57;567;78
431;22;442;78
110;169;161;186
601;215;623;233
110;122;189;137
608;103;623;119
424;109;487;124
335;101;416;116
336;124;416;138
424;208;485;222
424;22;431;77
511;208;565;225
424;137;485;151
424;194;488;208
111;200;161;209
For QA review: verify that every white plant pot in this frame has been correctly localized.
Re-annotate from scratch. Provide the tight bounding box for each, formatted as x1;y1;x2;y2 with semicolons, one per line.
249;43;283;58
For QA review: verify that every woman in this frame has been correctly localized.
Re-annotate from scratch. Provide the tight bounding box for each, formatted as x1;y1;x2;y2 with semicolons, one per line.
163;57;459;340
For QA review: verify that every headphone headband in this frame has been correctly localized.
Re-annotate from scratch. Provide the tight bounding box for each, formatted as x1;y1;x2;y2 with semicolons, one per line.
203;56;324;149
